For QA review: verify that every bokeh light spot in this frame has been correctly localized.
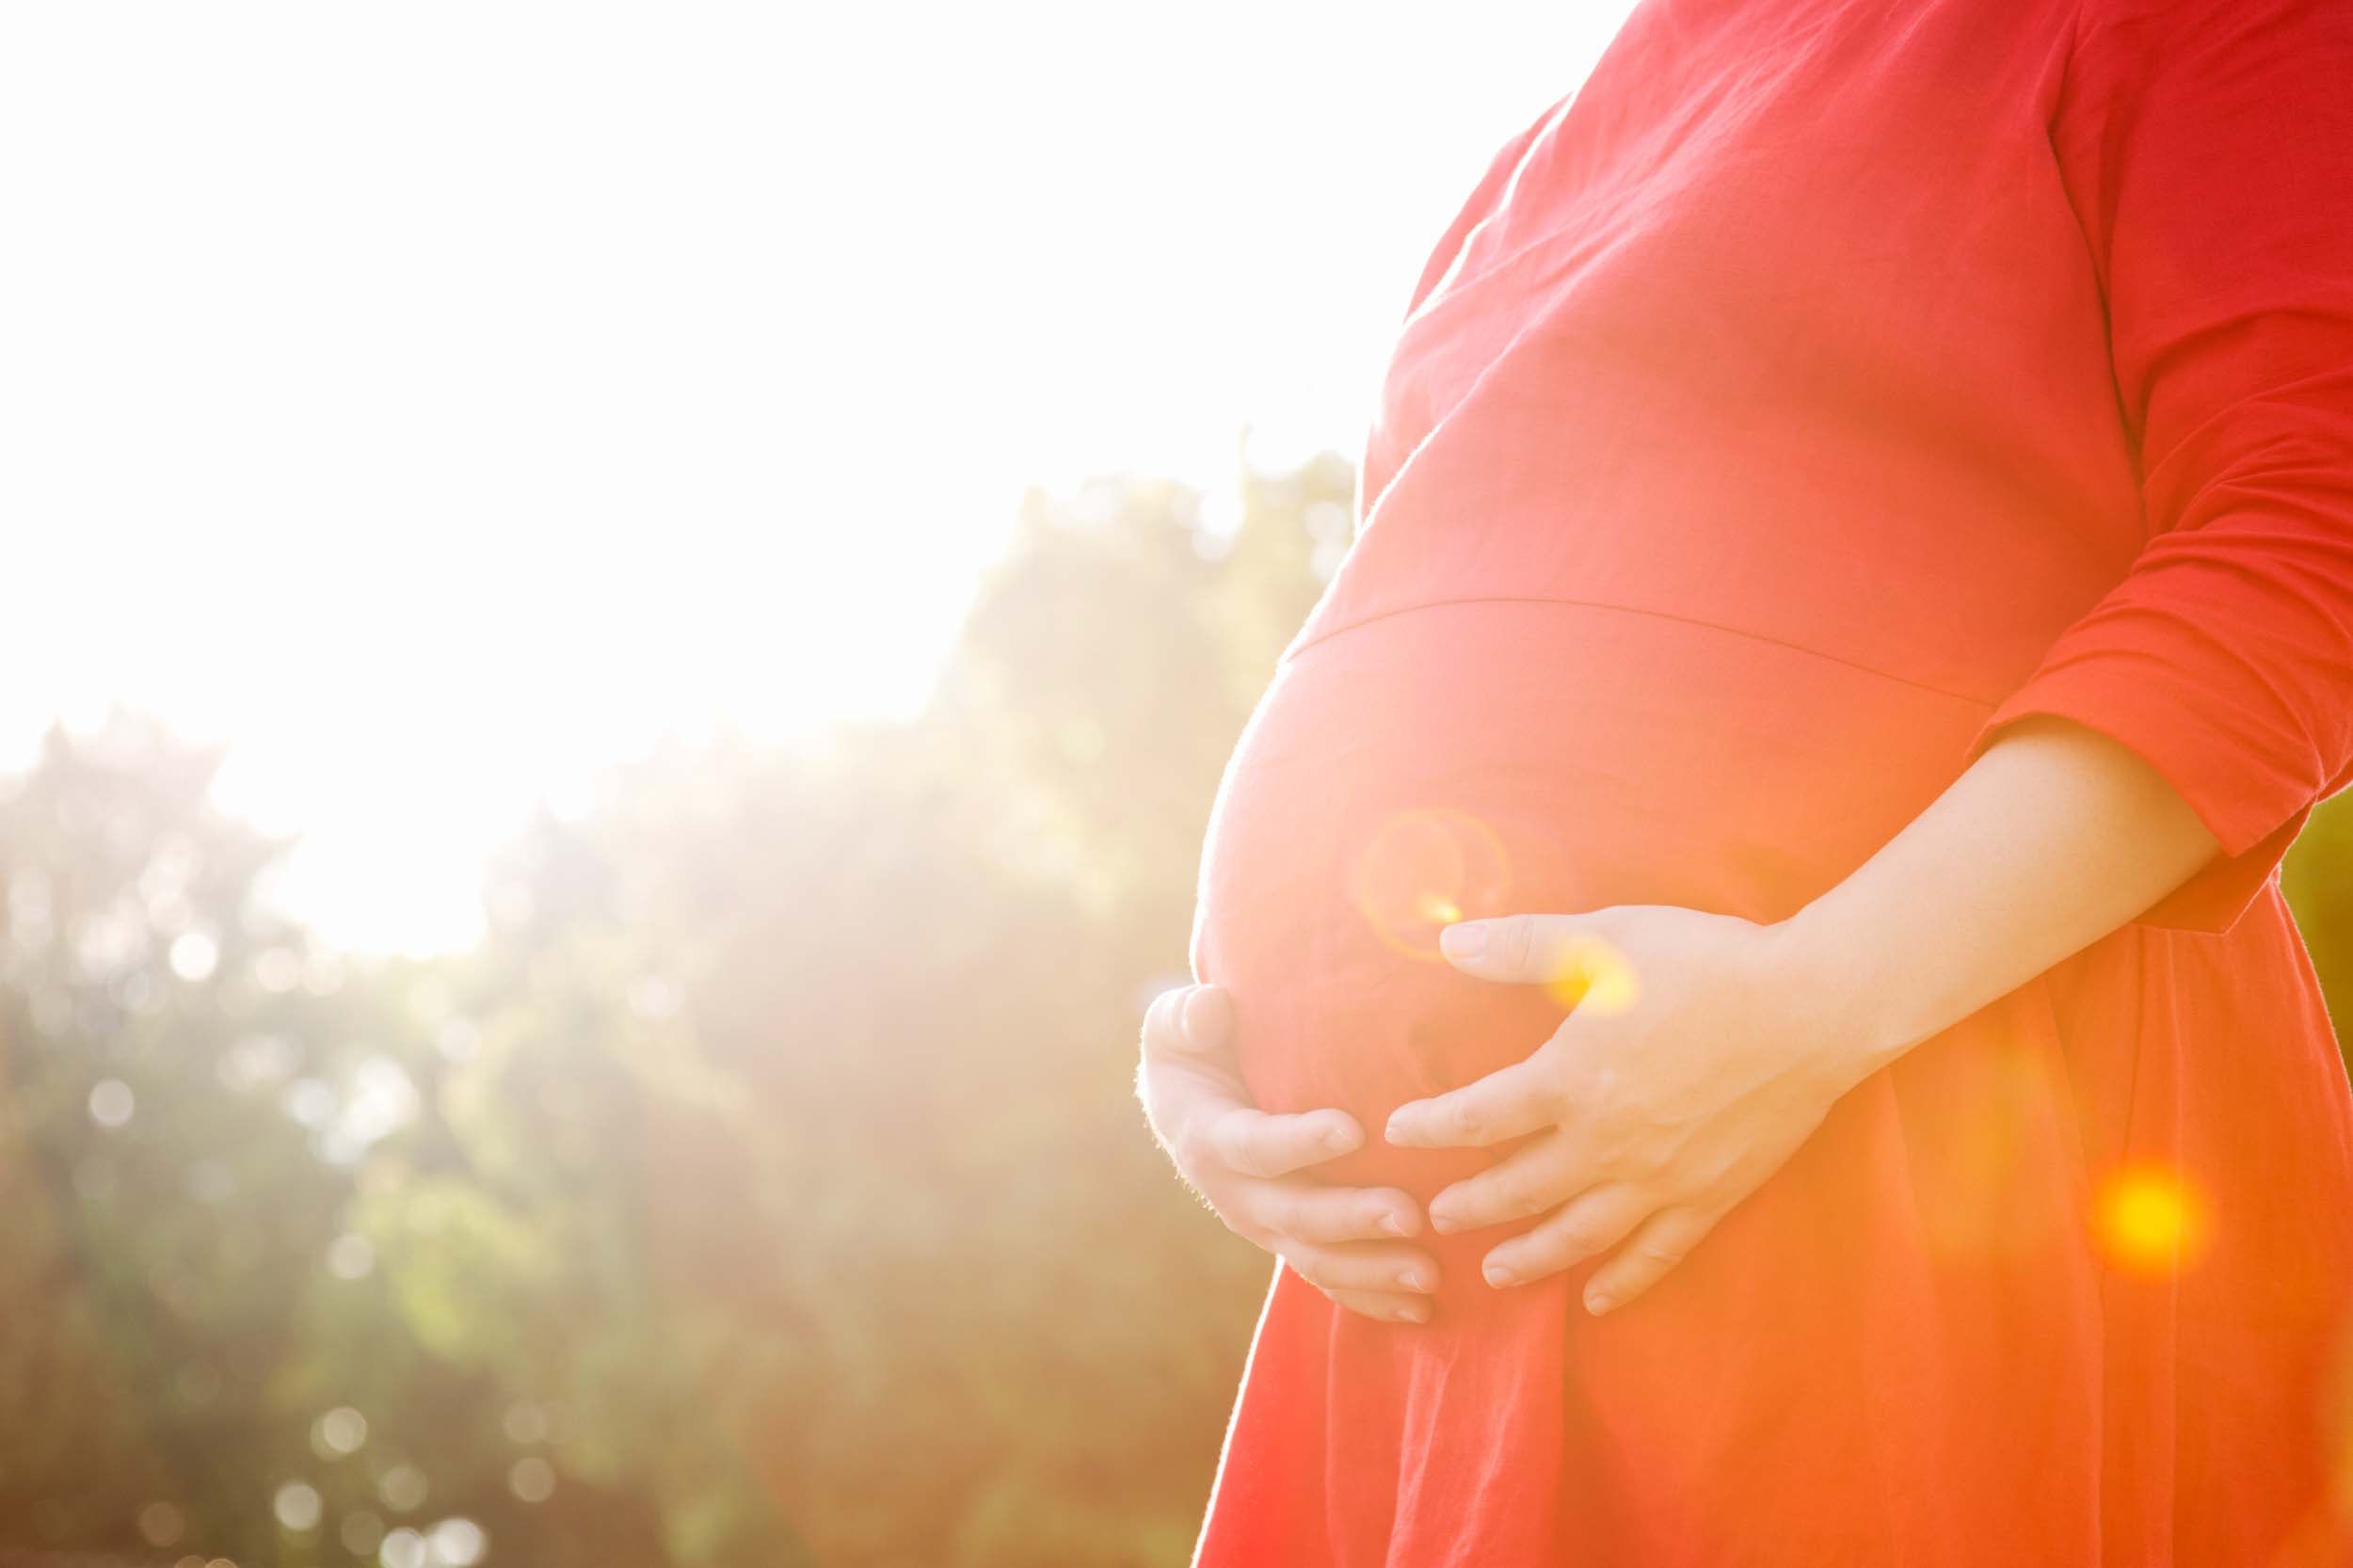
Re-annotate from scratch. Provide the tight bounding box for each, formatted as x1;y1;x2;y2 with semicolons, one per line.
312;1405;368;1459
88;1079;136;1129
508;1455;556;1503
428;1518;487;1567
1351;808;1511;961
379;1462;429;1512
137;1501;184;1547
2093;1162;2212;1274
1538;936;1641;1016
168;930;220;982
274;1480;322;1532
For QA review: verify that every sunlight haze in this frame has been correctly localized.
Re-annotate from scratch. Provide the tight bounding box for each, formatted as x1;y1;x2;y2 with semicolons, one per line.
0;0;1637;952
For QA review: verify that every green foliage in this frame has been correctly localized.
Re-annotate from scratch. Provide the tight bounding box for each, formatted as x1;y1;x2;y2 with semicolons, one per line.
0;456;1344;1564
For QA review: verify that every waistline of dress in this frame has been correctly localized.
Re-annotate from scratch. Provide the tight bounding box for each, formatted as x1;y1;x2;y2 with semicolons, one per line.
1278;594;2001;712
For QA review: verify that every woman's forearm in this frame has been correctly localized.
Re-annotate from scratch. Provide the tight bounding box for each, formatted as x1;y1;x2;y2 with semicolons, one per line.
1781;713;2225;1083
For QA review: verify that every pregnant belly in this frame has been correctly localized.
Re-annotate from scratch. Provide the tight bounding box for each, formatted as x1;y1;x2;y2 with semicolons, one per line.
1188;599;1993;1198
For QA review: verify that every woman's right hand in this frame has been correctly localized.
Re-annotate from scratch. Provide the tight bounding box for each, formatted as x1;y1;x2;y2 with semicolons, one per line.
1137;983;1439;1324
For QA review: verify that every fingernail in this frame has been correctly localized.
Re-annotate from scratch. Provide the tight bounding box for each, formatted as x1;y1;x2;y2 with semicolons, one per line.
1397;1266;1429;1291
1428;1211;1456;1236
1378;1211;1410;1237
1398;1300;1431;1324
1439;923;1484;960
1322;1125;1353;1154
1431;922;1487;960
1483;1261;1516;1288
1585;1291;1612;1316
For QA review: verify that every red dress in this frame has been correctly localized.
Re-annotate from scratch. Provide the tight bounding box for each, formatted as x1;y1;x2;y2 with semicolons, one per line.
1185;0;2353;1562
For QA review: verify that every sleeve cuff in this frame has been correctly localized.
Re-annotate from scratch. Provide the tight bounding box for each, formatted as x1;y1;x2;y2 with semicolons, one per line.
1960;662;2312;936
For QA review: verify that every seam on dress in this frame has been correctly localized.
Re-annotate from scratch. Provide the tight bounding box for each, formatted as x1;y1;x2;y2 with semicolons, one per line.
1282;595;2002;710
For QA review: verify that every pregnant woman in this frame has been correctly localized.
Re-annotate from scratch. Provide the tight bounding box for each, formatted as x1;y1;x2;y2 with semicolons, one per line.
1137;0;2353;1562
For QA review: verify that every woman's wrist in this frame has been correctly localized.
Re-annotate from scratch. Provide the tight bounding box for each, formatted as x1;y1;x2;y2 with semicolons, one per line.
1762;899;1938;1097
1764;715;2228;1098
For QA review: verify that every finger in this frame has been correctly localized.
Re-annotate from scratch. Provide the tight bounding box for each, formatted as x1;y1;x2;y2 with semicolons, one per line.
1275;1240;1441;1298
1480;1180;1649;1288
1142;983;1229;1064
1232;1171;1419;1241
1385;1050;1564;1150
1327;1287;1434;1326
1182;984;1235;1051
1140;985;1193;1062
1439;915;1638;1009
1426;1131;1582;1234
1204;1104;1366;1179
1581;1204;1721;1317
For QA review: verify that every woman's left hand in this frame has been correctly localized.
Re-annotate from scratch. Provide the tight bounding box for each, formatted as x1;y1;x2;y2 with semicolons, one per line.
1383;904;1884;1318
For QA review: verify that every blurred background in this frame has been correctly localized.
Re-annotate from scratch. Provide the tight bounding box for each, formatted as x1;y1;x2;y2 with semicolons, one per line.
3;4;2350;1566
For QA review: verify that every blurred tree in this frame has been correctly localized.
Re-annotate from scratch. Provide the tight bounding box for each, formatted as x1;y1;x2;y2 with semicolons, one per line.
408;451;1350;1566
0;712;676;1563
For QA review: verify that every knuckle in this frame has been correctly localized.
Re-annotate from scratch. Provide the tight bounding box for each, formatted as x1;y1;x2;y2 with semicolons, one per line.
1238;1125;1294;1177
1600;1126;1663;1178
1553;1224;1609;1257
1217;1112;1271;1174
1253;1192;1302;1241
1318;1199;1372;1244
1273;1195;1328;1241
1497;1179;1547;1221
1493;918;1531;972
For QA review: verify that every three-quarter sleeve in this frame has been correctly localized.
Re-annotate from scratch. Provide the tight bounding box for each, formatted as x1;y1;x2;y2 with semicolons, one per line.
1960;0;2353;936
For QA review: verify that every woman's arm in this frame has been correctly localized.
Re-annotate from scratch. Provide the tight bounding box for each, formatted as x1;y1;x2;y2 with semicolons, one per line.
1379;718;2246;1318
1784;712;2223;1085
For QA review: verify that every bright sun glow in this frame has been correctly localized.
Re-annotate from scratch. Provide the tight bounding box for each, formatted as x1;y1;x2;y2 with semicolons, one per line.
0;1;1634;952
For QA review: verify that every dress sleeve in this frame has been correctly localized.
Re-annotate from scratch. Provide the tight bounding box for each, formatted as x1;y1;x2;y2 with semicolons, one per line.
1959;0;2353;936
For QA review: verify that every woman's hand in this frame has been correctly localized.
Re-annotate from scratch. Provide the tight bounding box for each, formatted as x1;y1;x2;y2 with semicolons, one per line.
1139;983;1441;1325
1383;906;1881;1318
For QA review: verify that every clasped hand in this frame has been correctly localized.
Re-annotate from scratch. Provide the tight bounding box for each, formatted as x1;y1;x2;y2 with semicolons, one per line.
1385;904;1875;1315
1141;904;1881;1322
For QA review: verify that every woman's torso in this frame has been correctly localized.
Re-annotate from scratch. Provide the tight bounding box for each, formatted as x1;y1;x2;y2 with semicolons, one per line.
1189;0;2110;1191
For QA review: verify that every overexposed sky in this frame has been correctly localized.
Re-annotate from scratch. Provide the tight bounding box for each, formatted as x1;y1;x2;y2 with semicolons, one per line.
0;1;1636;952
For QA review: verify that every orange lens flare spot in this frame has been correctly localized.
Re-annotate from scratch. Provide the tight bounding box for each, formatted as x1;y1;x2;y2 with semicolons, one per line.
2092;1163;2212;1275
1351;808;1511;961
1537;936;1641;1015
